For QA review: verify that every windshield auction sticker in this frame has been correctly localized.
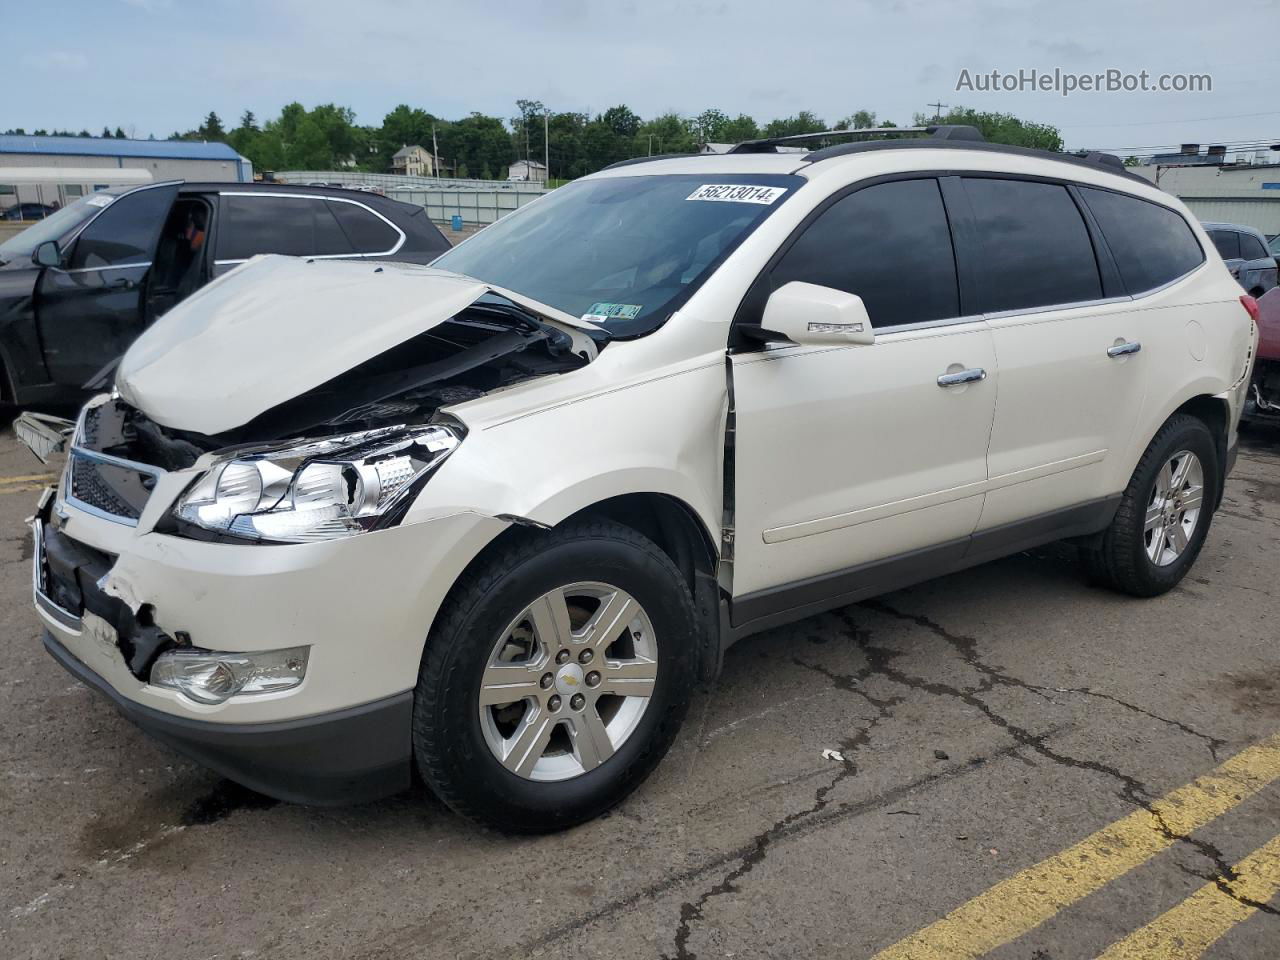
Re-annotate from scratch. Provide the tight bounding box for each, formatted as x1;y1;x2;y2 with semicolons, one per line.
686;184;787;204
582;302;643;322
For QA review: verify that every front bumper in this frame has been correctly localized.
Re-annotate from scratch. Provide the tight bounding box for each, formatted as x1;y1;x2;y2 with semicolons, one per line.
44;629;413;804
32;482;510;803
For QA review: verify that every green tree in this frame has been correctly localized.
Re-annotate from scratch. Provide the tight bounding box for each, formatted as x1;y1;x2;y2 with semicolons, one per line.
913;106;1061;151
285;116;331;168
197;111;225;141
239;110;258;132
601;104;641;139
114;126;127;139
834;109;877;130
100;126;111;138
763;111;826;138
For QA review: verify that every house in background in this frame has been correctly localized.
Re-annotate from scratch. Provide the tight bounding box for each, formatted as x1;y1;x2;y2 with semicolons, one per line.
507;159;547;182
391;144;436;177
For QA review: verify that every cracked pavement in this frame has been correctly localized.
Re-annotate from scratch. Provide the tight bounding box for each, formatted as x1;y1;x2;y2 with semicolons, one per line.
2;423;1280;959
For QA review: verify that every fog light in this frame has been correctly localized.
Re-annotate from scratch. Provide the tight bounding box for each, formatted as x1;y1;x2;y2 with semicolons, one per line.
150;646;309;705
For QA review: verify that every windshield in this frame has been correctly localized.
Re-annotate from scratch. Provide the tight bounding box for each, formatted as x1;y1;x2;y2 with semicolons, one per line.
433;173;803;337
1270;234;1280;257
0;192;119;264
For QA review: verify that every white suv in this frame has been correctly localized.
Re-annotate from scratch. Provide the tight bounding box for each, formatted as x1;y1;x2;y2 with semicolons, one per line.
28;126;1258;832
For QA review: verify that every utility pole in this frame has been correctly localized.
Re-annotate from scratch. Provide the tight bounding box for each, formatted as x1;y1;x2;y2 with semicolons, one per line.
927;101;948;122
431;125;439;179
544;109;549;185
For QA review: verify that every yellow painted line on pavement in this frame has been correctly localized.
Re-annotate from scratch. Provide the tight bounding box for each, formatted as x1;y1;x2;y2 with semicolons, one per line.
872;733;1280;960
0;473;55;495
1094;832;1280;959
0;473;55;486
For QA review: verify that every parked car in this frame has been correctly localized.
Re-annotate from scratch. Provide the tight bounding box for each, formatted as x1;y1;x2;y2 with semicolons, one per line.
1243;286;1280;423
2;202;58;221
1202;221;1277;296
0;182;450;405
25;127;1257;832
1268;233;1280;265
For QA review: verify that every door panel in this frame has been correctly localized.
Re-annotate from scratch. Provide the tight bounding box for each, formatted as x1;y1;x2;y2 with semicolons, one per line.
35;183;178;387
979;304;1149;529
731;322;998;598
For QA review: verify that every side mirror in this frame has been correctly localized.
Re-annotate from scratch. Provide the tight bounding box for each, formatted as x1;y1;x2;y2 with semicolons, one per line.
757;281;875;347
32;240;61;268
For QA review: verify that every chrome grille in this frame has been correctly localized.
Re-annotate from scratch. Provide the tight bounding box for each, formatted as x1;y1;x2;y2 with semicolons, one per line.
64;404;165;525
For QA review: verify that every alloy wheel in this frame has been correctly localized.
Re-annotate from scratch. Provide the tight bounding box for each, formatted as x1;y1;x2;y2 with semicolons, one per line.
477;582;658;781
1144;449;1205;567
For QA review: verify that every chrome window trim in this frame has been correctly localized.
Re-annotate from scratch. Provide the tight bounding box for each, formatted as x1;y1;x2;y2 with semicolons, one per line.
62;260;152;274
213;191;406;264
873;313;987;336
983;295;1133;322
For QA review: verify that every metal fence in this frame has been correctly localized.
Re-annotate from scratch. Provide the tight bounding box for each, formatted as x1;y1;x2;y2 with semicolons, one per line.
278;170;547;192
277;171;548;227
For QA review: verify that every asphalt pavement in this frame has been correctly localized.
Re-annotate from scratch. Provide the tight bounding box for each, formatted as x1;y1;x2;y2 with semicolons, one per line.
2;419;1279;959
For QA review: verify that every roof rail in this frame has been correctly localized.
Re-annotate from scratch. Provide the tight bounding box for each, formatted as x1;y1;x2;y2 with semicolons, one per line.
802;137;1146;182
728;124;985;154
600;152;700;171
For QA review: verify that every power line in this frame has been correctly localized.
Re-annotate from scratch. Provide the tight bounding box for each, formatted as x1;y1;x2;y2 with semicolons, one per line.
1062;110;1280;130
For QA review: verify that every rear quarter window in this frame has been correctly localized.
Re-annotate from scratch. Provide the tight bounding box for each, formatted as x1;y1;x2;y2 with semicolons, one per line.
328;200;401;254
1078;188;1204;294
1240;233;1269;261
1209;230;1240;260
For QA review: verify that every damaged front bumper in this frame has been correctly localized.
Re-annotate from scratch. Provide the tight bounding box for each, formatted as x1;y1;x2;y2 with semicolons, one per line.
31;485;509;804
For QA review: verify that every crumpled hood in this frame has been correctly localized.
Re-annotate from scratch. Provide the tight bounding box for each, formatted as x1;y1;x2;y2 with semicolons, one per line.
116;254;596;436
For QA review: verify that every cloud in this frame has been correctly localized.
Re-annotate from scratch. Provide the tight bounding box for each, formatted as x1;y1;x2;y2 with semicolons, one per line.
120;0;172;10
22;50;88;71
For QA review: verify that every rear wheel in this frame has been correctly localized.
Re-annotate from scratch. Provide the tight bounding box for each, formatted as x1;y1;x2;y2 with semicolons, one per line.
412;520;697;832
1082;414;1219;597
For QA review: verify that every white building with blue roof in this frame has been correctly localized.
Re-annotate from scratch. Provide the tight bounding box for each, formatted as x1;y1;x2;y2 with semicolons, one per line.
0;135;251;183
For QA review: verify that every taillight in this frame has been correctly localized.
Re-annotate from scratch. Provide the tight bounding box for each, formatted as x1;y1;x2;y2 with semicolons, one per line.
1241;294;1260;322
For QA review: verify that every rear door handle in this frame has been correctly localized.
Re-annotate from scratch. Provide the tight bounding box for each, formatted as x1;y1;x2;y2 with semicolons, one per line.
1107;341;1141;358
937;368;987;387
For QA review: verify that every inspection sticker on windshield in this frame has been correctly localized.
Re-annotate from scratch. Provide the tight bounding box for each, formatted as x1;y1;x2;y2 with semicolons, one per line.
582;302;642;322
686;184;786;205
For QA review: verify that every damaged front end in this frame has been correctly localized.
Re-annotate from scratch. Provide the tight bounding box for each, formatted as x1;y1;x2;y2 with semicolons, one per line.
31;256;602;688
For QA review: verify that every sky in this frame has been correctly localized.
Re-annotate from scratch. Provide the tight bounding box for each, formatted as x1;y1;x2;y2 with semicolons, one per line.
10;0;1280;157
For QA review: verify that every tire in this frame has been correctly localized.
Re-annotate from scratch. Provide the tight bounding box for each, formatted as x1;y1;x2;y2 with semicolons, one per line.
1082;413;1220;597
412;519;697;833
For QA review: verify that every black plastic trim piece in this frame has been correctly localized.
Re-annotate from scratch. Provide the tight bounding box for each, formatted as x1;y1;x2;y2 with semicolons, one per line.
43;631;413;806
800;138;1147;184
726;495;1122;642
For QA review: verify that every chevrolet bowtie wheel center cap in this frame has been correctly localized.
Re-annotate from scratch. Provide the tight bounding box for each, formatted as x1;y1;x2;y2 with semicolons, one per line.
554;662;586;697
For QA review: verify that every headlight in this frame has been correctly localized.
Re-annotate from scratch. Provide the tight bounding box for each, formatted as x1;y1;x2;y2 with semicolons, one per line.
174;424;460;542
150;645;309;705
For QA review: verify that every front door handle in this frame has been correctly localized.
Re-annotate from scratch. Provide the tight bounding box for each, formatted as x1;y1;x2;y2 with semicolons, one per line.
937;367;987;387
1107;341;1141;358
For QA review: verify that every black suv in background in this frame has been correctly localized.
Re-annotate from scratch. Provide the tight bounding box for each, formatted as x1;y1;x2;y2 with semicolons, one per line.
0;182;450;406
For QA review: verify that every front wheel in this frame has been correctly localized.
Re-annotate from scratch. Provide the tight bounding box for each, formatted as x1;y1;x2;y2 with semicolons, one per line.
1082;413;1219;597
412;520;697;832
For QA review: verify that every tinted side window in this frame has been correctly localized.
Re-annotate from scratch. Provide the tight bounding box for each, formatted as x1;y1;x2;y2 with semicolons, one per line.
1078;188;1204;293
329;200;400;254
216;195;353;260
1209;230;1240;260
962;178;1101;313
68;188;173;269
1240;233;1268;261
769;178;959;328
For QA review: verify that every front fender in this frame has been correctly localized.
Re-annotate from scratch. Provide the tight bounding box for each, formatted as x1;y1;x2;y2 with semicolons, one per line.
405;361;728;545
